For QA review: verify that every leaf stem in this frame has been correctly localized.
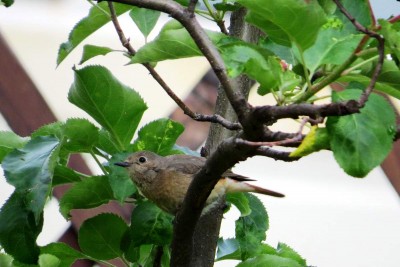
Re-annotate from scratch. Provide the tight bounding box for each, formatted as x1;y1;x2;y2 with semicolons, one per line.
90;150;108;174
341;54;379;76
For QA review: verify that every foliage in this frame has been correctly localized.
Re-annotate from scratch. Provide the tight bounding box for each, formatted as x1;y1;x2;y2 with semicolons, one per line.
0;0;399;266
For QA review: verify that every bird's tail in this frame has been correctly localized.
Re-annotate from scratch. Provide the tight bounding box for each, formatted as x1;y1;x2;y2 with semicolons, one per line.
224;178;285;198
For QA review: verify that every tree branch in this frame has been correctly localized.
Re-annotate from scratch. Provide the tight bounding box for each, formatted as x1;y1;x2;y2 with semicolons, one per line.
105;0;250;121
253;100;360;125
107;1;240;130
333;0;385;106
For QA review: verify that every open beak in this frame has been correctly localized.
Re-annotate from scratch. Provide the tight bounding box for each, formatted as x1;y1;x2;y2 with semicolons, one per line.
114;162;131;167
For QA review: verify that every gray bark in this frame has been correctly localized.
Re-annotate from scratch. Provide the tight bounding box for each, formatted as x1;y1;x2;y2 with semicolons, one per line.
190;8;263;267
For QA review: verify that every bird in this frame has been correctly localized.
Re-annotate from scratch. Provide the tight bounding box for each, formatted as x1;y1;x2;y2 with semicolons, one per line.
115;150;284;215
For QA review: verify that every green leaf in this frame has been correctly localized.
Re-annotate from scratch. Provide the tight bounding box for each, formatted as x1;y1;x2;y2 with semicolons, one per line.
0;253;13;267
97;128;120;155
131;119;184;156
57;2;131;65
2;136;60;223
79;44;114;65
0;131;29;163
131;20;225;63
129;7;160;40
0;191;42;264
59;176;114;218
63;118;99;152
1;0;13;7
216;238;241;261
334;0;373;35
78;213;128;260
276;243;306;266
235;193;269;260
326;90;396;177
69;65;147;150
301;27;363;73
339;73;400;100
52;165;82;186
379;19;400;62
214;2;240;12
129;201;173;247
38;254;60;267
226;193;251;217
290;126;330;157
237;0;327;50
236;254;303;267
41;243;87;267
31;122;64;139
317;0;337;15
108;153;136;202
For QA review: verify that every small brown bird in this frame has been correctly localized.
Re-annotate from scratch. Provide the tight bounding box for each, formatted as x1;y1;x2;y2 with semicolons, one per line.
115;151;284;215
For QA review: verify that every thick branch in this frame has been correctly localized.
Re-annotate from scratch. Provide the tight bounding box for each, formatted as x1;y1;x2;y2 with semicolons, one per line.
171;138;254;266
253;100;360;125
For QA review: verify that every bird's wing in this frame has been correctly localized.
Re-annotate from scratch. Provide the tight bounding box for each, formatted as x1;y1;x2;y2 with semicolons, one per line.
164;154;206;175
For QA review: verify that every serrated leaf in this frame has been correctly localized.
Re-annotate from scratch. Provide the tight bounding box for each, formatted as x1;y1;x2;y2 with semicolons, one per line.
57;2;131;65
0;191;42;264
131;20;225;63
52;165;82;186
31;122;64;139
301;27;363;73
226;193;251;217
236;254;303;267
59;176;114;218
276;243;306;266
78;213;128;260
235;193;269;260
129;7;160;39
131;119;184;156
63;118;99;152
216;238;241;261
129;201;173;247
326;90;396;177
2;136;60;223
290;126;330;157
0;131;29;163
79;44;114;65
69;65;147;151
41;243;87;267
108;153;136;202
237;0;326;51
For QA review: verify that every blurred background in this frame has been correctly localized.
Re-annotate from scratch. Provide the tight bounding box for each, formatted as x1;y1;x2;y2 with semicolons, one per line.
0;1;400;266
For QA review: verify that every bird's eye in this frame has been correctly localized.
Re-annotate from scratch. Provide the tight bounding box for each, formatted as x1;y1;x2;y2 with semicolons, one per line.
138;156;147;163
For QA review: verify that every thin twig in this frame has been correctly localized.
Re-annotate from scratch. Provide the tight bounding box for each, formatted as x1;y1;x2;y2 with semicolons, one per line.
187;0;198;16
107;1;240;130
333;0;385;106
105;0;249;121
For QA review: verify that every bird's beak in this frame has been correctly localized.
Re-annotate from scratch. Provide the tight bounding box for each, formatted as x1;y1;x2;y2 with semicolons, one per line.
114;162;131;167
